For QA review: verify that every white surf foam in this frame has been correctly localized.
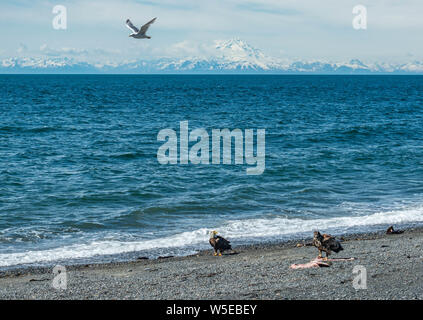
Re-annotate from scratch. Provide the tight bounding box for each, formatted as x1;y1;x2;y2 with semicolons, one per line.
1;204;423;267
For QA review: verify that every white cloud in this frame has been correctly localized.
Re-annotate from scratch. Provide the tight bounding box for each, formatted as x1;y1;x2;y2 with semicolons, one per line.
40;44;88;56
17;43;28;54
0;0;422;63
151;40;216;58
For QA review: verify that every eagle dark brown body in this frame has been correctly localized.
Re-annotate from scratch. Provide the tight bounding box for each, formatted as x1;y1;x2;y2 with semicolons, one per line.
386;226;403;235
209;231;232;256
313;231;343;260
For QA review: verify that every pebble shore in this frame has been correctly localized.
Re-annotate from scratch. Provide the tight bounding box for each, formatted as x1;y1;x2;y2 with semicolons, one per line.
0;228;422;300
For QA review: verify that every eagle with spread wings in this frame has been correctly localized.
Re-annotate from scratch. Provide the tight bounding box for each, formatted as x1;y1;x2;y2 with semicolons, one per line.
313;231;343;260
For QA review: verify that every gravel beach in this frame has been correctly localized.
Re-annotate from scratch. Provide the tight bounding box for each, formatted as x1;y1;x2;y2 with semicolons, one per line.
0;228;422;300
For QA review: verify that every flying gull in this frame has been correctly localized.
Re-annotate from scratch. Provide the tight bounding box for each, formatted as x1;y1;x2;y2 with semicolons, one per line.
126;17;157;39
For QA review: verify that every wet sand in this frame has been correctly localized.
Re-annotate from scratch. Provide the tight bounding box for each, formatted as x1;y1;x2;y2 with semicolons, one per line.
0;228;422;300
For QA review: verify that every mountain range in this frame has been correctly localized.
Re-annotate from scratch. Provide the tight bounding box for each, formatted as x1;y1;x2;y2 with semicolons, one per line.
2;39;423;74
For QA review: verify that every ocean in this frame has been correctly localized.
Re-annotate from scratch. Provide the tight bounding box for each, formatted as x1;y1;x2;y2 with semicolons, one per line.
1;74;423;269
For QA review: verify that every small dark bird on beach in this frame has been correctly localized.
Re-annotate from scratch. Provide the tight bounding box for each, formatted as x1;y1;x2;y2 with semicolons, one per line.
386;226;404;235
209;230;232;256
312;231;343;260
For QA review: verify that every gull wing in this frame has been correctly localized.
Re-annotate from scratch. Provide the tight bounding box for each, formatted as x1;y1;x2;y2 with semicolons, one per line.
126;19;139;33
139;17;156;35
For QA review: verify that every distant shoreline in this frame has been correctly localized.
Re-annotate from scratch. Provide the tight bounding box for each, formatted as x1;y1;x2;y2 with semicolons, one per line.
1;226;422;299
2;73;423;75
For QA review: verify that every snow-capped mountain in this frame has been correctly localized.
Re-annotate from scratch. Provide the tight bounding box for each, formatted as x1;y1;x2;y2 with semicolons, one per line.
213;38;281;70
1;57;98;73
148;39;282;72
1;39;422;74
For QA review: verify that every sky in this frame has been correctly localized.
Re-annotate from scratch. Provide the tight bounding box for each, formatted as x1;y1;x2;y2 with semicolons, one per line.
0;0;422;63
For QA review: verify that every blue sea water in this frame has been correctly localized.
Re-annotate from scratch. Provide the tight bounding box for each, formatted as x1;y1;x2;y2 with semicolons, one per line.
1;75;423;268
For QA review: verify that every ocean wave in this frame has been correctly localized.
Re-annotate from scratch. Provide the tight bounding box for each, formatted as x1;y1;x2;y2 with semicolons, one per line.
1;204;423;267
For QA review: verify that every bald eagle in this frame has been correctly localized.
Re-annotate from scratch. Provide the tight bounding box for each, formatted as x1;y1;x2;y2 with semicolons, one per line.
312;231;343;260
209;231;232;256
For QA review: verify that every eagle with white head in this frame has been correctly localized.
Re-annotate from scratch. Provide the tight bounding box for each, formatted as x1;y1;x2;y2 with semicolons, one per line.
209;231;232;256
